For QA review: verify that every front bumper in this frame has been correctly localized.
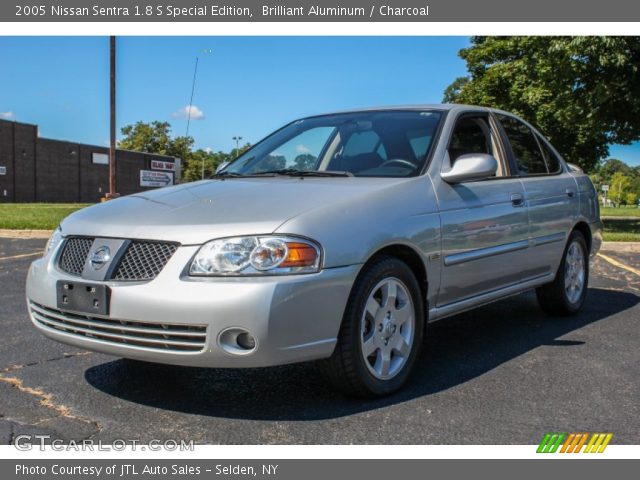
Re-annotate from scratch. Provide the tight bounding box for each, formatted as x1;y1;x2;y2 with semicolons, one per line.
26;244;359;368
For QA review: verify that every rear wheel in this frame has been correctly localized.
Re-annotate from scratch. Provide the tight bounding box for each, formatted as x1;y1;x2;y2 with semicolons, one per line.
536;230;589;316
321;256;425;397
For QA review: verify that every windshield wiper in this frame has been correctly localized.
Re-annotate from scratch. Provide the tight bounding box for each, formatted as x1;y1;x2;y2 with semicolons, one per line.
212;169;353;179
212;171;245;178
253;169;353;177
211;171;275;179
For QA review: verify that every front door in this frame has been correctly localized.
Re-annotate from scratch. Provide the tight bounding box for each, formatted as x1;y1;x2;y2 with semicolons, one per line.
435;113;532;306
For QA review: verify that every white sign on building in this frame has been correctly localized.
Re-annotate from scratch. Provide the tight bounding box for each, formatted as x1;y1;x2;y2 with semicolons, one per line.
140;170;174;187
92;153;109;165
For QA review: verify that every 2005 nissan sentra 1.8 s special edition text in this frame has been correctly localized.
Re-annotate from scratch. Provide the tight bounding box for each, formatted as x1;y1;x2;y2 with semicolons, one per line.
27;105;602;397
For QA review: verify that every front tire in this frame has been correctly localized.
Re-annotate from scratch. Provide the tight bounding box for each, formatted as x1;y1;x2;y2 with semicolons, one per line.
536;230;589;316
321;256;425;397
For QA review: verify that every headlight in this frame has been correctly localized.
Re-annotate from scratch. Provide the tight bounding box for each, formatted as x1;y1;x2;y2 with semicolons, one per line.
189;236;321;276
44;226;63;256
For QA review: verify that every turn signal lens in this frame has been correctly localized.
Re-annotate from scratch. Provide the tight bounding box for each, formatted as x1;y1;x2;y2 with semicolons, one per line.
281;242;319;268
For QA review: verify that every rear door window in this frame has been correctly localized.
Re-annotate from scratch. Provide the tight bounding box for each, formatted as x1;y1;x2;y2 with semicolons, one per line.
497;115;548;175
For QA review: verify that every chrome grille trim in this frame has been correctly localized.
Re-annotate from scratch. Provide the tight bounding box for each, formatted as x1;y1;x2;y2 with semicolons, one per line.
29;302;207;352
57;238;178;282
112;241;179;281
58;237;93;276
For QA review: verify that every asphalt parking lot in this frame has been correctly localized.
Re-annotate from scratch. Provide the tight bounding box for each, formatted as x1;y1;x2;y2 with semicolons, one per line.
1;236;638;445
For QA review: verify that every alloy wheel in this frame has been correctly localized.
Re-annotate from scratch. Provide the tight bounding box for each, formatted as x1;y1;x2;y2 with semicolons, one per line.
360;277;415;380
564;241;586;304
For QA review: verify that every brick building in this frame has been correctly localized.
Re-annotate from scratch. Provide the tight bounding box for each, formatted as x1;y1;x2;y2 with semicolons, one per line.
0;119;180;203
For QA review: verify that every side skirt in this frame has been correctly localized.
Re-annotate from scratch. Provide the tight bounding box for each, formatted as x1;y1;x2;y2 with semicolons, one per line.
428;272;555;322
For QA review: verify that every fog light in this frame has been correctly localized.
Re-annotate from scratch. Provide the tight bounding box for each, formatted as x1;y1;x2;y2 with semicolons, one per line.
218;328;257;355
236;332;256;350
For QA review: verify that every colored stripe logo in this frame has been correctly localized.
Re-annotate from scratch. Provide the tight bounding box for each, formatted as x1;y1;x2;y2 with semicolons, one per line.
537;433;612;453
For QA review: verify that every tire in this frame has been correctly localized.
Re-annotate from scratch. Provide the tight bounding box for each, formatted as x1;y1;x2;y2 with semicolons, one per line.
320;255;425;397
536;230;589;316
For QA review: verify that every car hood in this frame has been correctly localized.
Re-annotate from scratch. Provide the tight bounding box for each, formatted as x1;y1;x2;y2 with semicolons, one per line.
61;177;406;244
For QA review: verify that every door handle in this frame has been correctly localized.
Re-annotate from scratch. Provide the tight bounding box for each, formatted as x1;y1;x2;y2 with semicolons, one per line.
566;189;575;198
510;193;525;207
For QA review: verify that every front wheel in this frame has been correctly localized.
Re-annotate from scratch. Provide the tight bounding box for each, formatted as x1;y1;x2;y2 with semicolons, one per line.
536;230;589;316
320;256;425;397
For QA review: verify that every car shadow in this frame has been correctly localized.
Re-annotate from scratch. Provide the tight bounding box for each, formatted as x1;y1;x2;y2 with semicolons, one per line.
84;287;638;421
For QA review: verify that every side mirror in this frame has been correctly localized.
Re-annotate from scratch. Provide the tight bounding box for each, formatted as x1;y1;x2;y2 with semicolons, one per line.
441;153;498;184
215;161;230;174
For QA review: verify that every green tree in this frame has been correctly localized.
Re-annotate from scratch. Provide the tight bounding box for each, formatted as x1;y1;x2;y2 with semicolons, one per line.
294;154;317;170
118;121;194;160
598;159;632;180
119;121;256;183
229;143;252;161
181;149;231;182
609;172;632;206
626;192;639;206
254;155;285;173
443;77;470;104
444;37;640;172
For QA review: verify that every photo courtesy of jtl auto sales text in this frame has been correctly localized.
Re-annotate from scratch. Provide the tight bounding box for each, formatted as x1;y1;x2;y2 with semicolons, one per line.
0;0;639;479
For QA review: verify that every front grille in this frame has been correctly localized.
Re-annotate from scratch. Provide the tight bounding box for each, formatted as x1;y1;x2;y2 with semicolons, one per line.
113;241;178;281
59;237;93;276
57;238;178;281
29;302;207;352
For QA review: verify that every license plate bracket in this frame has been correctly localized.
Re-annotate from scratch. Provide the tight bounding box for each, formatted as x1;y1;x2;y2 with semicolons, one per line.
56;281;110;316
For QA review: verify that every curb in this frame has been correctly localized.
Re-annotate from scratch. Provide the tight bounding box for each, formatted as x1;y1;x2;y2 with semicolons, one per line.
601;241;640;253
0;229;53;239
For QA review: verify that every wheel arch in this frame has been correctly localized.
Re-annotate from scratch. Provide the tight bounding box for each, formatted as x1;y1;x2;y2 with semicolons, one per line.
361;243;429;307
571;220;592;254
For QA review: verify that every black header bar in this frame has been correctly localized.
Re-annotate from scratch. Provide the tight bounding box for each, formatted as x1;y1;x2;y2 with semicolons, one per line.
4;0;640;22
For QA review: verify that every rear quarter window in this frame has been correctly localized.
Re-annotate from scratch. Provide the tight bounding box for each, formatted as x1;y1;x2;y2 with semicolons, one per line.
536;135;563;173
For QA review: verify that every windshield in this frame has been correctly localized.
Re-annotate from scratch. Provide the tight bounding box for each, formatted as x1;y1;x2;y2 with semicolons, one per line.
222;110;443;178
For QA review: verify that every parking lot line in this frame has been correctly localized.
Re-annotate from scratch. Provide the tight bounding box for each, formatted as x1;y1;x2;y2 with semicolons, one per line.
0;251;42;262
597;253;640;277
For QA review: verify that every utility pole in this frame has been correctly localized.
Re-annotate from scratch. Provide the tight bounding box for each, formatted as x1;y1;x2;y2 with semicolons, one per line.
106;36;119;200
232;136;243;158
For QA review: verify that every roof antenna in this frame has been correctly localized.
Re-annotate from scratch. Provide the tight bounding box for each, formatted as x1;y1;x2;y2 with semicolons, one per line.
185;56;199;138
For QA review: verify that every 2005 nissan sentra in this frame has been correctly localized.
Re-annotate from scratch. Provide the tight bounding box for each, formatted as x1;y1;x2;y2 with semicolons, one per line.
27;105;602;397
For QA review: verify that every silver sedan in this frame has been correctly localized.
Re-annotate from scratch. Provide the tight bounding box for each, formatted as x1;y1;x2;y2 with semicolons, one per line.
26;105;602;397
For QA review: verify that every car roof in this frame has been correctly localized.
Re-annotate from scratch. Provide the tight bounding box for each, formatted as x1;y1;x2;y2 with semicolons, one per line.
301;104;512;119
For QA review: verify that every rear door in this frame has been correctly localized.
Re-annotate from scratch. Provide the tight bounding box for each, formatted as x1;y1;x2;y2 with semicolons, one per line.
496;114;578;276
435;112;532;306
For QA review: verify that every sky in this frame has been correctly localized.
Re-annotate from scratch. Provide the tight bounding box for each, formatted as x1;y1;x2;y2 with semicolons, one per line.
1;36;639;166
